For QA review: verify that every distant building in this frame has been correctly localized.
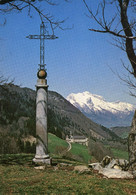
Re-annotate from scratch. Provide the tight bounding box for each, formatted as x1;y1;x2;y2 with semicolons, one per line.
66;135;89;146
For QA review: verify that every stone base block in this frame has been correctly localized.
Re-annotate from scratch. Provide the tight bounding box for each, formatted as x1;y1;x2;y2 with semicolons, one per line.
33;157;52;165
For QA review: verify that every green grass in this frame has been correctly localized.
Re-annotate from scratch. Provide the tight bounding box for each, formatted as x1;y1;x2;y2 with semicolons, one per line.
0;164;136;194
0;134;135;194
111;148;128;160
48;134;129;164
70;143;91;164
48;134;91;163
0;134;128;165
0;153;34;165
0;134;91;165
48;133;68;154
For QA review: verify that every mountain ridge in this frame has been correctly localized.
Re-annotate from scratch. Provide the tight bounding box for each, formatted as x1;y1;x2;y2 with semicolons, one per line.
67;91;135;127
0;84;120;141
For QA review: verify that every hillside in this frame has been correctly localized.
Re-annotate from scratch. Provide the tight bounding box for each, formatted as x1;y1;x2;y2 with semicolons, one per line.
0;84;119;142
111;126;131;139
67;91;135;127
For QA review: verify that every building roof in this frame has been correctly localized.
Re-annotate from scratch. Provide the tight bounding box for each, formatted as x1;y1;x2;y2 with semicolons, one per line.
72;135;87;140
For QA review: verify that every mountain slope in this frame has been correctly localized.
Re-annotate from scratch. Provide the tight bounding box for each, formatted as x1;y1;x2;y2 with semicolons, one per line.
67;91;135;127
111;126;131;139
48;91;119;140
0;84;119;141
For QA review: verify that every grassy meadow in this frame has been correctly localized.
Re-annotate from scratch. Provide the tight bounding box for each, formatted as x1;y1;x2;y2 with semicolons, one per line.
48;133;129;163
48;133;68;154
111;148;128;160
0;162;136;195
70;143;92;163
0;133;134;194
48;133;91;163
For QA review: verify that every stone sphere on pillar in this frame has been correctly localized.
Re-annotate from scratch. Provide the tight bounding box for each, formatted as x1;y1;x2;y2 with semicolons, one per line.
37;69;47;79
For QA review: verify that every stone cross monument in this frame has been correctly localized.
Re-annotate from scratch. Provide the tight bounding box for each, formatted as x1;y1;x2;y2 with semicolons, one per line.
26;22;58;164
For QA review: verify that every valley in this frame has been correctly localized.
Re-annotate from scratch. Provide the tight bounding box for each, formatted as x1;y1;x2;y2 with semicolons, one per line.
0;84;129;164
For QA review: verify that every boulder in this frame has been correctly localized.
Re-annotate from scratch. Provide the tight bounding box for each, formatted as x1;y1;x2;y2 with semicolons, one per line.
74;165;91;174
58;163;72;167
105;159;118;169
113;165;121;170
118;159;129;170
34;166;45;170
88;163;103;171
102;157;129;170
99;168;133;179
101;156;112;167
89;156;133;179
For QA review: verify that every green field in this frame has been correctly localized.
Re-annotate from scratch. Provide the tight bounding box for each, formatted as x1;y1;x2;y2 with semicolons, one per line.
0;133;135;194
48;133;91;163
70;143;91;163
0;163;136;194
0;133;128;165
48;133;68;154
111;148;128;160
48;133;128;163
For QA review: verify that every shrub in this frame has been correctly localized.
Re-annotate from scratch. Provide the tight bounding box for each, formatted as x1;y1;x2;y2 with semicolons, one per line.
54;146;67;156
89;139;113;162
0;132;19;154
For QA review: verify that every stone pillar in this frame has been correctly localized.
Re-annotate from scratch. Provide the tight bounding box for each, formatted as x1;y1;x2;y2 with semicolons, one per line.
128;110;136;177
33;70;51;164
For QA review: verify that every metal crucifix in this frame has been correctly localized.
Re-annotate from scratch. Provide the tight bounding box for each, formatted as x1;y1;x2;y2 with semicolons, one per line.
26;22;58;70
26;22;58;165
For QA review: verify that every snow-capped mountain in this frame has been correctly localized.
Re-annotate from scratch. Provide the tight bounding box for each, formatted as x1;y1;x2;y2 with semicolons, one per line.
67;91;136;127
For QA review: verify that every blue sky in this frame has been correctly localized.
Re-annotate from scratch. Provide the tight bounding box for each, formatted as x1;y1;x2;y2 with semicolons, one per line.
0;0;136;104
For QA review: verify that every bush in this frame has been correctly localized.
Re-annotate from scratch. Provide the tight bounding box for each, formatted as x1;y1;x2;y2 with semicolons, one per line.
89;139;113;162
0;132;19;154
24;141;36;154
54;146;67;156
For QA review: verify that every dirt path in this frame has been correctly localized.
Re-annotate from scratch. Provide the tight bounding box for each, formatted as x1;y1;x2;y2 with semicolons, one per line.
66;141;72;152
